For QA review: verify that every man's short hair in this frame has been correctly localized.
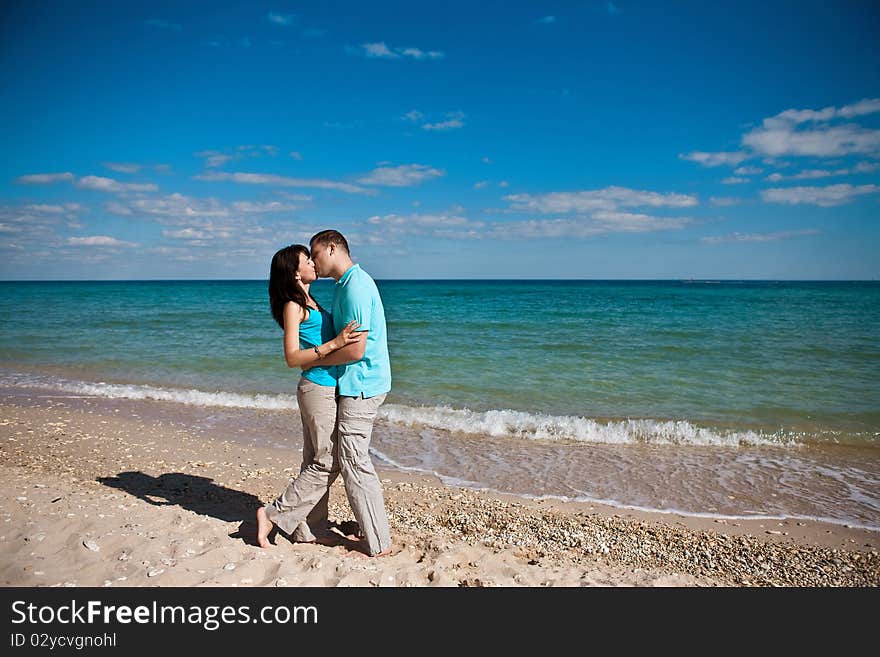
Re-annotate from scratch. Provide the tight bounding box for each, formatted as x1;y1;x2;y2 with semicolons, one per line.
310;229;350;254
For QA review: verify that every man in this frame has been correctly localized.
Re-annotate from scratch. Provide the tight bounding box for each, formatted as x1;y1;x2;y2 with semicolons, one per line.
307;230;393;557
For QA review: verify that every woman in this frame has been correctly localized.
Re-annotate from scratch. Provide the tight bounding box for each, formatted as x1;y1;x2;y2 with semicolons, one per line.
256;244;363;548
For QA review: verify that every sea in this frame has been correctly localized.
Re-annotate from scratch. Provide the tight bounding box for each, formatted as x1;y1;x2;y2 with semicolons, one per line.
1;279;878;530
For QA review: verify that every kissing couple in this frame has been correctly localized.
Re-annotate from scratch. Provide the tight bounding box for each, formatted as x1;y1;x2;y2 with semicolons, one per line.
257;229;393;558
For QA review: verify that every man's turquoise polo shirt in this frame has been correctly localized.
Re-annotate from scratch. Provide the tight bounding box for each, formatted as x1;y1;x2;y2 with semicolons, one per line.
332;264;392;398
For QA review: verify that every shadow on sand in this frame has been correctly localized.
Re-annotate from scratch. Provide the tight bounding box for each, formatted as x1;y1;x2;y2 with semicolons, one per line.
96;471;361;550
96;471;264;545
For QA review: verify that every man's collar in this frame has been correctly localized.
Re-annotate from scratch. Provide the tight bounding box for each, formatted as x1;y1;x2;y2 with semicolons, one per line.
336;263;359;284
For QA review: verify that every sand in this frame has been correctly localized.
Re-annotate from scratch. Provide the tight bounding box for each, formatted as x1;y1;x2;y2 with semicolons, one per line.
1;400;877;587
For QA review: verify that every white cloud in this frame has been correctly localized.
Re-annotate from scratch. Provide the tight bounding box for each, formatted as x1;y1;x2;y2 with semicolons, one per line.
734;166;763;175
231;201;297;213
366;213;485;238
684;100;880;165
290;151;303;160
195;171;371;194
267;12;296;26
504;186;698;214
536;16;556;25
721;177;750;185
16;172;75;184
25;204;65;214
743;123;880;158
76;176;158;193
486;212;690;240
473;181;489;189
709;197;743;207
103;162;142;173
67;236;139;247
498;181;509;188
399;47;444;60
363;42;398;58
145;214;288;249
764;163;880;181
0;206;64;227
107;194;296;219
361;42;444;59
276;191;313;201
761;184;880;207
368;213;483;228
104;202;133;216
591;211;692;232
403;109;425;122
106;194;229;218
701;229;820;244
200;152;233;168
423;111;465;131
741;99;880;158
162;228;211;240
362;196;696;242
196;145;278;168
481;156;492;164
0;205;73;251
155;215;298;250
767;98;880;126
854;161;880;174
357;164;445;187
679;151;748;167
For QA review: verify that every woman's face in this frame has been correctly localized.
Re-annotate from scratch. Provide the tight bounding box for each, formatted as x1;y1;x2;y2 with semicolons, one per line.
297;251;317;285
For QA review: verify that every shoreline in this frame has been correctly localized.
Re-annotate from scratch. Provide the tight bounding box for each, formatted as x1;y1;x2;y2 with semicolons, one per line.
1;399;878;587
2;372;878;532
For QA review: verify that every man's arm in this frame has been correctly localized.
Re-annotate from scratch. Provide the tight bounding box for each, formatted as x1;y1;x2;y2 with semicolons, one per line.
312;332;367;366
316;279;372;367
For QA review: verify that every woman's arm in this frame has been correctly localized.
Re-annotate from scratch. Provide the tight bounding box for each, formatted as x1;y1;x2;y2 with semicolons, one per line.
283;302;363;369
310;334;367;366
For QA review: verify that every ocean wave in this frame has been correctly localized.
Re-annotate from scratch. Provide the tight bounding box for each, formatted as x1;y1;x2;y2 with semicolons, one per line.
379;403;798;447
0;371;298;411
1;370;802;446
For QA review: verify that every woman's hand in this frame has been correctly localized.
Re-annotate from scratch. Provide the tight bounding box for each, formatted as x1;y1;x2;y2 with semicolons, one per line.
335;320;365;347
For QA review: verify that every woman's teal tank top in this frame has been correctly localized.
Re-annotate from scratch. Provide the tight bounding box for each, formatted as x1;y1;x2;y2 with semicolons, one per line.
299;305;338;387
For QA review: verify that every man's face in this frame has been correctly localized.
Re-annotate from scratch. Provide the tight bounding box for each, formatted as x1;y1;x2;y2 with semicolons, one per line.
309;242;330;277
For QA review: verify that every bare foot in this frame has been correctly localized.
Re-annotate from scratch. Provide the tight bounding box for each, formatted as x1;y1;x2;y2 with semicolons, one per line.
256;507;274;548
371;546;393;558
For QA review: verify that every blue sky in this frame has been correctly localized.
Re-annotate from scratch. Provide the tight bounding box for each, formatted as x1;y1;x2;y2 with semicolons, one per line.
1;0;879;279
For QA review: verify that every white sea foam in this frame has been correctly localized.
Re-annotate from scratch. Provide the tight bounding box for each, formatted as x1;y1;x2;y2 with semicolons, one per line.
1;370;799;446
0;372;298;411
379;403;796;447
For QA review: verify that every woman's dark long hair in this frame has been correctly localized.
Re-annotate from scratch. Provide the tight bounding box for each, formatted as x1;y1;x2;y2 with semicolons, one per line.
268;244;315;330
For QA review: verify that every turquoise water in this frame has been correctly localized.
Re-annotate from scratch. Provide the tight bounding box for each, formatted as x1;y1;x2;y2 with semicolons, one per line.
1;280;878;444
2;280;879;527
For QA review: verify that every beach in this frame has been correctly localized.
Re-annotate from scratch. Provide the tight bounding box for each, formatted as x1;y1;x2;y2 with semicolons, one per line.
1;280;879;588
3;280;879;532
2;397;877;588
